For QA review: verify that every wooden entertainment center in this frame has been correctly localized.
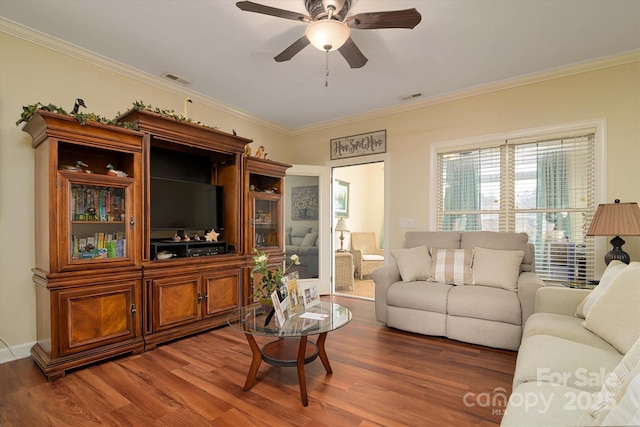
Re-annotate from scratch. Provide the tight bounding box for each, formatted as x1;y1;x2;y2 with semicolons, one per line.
23;109;290;380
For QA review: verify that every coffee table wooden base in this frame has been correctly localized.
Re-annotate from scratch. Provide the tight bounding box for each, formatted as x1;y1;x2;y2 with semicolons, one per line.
242;333;332;406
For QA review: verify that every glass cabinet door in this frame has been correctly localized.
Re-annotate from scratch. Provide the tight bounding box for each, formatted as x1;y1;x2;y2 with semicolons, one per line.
251;193;281;250
60;172;136;269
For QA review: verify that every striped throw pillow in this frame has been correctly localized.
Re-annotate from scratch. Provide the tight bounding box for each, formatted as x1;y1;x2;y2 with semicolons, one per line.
428;248;473;285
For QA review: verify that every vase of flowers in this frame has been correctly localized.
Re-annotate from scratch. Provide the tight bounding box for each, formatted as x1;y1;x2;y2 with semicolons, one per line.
250;249;300;307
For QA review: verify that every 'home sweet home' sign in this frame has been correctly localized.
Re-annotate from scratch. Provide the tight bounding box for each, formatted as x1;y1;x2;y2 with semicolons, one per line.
330;130;386;160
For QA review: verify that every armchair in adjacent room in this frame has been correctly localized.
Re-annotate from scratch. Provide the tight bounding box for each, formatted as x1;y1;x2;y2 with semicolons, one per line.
351;232;384;279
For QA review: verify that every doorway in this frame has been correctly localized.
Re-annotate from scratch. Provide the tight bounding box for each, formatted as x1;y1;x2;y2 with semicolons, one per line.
284;158;388;299
332;161;385;299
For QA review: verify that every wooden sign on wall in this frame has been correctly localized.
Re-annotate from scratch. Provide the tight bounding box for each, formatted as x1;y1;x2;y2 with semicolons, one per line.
330;129;386;160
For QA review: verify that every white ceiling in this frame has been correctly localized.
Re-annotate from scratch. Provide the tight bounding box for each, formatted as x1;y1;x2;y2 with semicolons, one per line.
2;0;639;131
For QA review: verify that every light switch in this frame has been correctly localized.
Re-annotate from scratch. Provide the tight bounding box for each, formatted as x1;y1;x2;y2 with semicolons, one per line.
399;218;415;228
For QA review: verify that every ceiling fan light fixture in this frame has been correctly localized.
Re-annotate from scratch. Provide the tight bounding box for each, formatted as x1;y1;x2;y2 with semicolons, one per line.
305;19;350;52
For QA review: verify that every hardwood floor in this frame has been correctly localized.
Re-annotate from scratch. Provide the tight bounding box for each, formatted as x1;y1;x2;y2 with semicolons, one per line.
1;296;516;426
337;278;375;299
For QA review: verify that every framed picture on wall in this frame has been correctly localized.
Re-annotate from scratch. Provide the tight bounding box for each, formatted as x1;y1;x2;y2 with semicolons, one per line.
291;185;319;220
334;180;349;218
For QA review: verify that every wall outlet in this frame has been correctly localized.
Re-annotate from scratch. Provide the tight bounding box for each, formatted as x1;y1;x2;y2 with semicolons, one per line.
399;218;415;228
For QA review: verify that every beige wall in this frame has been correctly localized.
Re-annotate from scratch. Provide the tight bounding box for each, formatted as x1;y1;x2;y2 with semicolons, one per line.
2;29;639;352
334;163;385;250
292;61;640;262
0;32;292;354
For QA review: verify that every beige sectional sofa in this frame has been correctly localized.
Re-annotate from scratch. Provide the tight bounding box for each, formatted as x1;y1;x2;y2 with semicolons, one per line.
502;261;640;426
373;231;545;351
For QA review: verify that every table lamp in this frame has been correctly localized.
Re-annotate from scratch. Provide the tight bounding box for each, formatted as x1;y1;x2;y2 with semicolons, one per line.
587;199;640;265
335;218;349;252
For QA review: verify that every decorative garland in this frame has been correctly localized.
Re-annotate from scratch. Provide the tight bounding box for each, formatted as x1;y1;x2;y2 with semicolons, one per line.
125;101;217;130
16;100;218;131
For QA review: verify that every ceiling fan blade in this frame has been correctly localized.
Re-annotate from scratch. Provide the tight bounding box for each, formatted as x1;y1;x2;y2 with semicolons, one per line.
236;1;310;22
338;38;368;69
346;8;422;29
274;36;310;62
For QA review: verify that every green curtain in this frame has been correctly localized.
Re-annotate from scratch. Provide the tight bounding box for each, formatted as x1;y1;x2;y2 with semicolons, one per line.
443;156;480;231
536;150;571;243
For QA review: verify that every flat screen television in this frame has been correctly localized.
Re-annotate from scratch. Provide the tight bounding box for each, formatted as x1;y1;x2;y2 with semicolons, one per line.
150;177;224;232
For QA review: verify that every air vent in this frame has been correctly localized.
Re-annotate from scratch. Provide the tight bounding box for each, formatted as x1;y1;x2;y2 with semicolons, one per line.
400;92;423;101
161;73;190;85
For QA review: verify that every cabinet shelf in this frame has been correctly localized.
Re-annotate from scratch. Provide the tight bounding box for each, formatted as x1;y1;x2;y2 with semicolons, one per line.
150;240;228;260
72;220;126;224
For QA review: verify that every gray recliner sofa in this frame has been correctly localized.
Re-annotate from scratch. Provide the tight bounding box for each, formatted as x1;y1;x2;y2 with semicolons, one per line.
373;231;545;351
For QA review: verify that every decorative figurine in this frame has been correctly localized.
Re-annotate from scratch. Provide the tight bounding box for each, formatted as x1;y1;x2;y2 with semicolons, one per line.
254;145;265;158
86;207;98;221
183;234;190;242
71;98;86;114
205;229;220;242
244;145;252;157
157;251;175;260
182;98;192;118
106;164;128;177
61;160;90;173
172;234;181;242
193;234;201;241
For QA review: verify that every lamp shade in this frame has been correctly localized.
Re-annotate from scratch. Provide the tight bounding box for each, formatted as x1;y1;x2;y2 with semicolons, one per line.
587;201;640;236
335;218;349;232
305;19;351;52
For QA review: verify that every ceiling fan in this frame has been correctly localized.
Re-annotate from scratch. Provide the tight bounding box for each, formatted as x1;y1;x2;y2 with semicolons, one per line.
236;0;422;68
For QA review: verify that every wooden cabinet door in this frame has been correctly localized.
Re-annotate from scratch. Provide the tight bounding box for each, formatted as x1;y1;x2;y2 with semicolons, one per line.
58;172;138;272
203;269;240;317
249;192;283;252
57;280;140;356
151;274;202;331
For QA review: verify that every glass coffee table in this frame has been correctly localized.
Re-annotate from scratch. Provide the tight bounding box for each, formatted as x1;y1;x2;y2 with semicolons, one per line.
227;301;352;406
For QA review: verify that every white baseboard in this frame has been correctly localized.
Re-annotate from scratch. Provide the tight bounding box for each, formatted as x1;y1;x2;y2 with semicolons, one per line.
0;341;34;364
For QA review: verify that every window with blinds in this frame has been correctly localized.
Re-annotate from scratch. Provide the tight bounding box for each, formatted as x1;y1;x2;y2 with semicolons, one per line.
436;132;596;282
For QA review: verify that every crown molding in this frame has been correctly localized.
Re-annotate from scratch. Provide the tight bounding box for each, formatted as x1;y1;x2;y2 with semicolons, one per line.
0;17;291;136
3;17;637;137
291;50;640;136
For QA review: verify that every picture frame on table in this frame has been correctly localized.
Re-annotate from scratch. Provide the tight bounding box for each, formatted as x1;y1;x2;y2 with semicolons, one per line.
285;275;301;312
270;290;286;326
301;283;320;309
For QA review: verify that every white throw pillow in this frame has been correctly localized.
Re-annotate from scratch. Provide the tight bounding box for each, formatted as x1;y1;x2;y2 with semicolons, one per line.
472;247;524;291
428;248;473;285
584;262;640;354
591;337;640;418
582;260;627;317
391;245;431;282
300;232;317;247
596;364;640;426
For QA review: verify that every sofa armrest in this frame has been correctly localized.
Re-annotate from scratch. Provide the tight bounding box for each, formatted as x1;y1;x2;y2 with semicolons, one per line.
517;272;545;326
535;287;591;316
372;263;401;323
371;247;384;256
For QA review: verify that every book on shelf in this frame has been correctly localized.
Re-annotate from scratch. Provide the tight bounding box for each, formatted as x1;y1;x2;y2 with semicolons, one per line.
71;185;125;222
107;240;117;258
71;234;127;260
